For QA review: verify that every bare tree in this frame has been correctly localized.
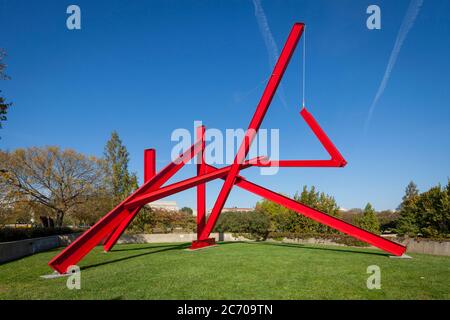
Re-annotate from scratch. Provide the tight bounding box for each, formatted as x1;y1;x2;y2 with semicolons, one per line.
0;49;12;133
0;146;105;227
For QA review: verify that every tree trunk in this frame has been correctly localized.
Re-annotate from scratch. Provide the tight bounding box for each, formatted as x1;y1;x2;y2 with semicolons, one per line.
55;210;65;228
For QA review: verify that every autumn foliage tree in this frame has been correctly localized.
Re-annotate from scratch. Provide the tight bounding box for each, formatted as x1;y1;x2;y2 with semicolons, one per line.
0;49;12;133
0;147;105;227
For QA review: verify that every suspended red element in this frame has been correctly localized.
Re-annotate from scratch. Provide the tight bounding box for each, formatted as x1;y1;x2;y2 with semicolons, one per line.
48;23;406;274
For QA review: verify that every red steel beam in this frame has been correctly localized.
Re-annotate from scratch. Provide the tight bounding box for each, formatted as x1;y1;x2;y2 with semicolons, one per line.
49;141;202;273
144;149;156;183
200;23;305;240
205;164;406;256
254;160;344;167
102;148;157;252
196;126;206;239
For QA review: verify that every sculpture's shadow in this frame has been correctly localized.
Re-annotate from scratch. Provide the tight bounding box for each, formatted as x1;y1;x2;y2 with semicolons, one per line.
80;240;387;271
242;241;388;257
81;243;190;271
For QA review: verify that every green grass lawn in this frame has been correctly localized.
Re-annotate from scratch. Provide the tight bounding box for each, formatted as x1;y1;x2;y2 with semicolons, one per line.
0;241;449;300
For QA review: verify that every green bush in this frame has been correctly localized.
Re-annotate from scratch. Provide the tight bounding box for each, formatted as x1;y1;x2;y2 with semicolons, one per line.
214;211;270;240
127;208;196;234
256;186;342;235
354;203;381;234
396;180;450;238
0;226;82;242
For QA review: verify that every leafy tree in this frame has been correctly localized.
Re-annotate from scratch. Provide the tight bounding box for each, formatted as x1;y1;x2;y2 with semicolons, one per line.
354;203;380;234
396;180;450;238
128;207;155;233
396;181;421;236
398;181;419;210
291;186;340;234
404;181;419;199
104;131;138;202
0;207;10;226
214;211;270;240
377;210;400;233
340;208;363;224
0;49;12;133
414;182;449;238
180;207;193;215
255;197;291;231
69;192;112;226
256;185;340;235
0;147;105;227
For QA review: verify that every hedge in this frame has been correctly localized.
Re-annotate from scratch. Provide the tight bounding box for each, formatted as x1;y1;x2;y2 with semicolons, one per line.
0;226;83;242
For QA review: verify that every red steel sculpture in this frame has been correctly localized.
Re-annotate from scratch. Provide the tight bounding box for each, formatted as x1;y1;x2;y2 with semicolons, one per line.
49;23;406;274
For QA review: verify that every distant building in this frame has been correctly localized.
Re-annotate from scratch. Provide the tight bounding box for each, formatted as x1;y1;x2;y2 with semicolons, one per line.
207;206;254;214
147;200;179;212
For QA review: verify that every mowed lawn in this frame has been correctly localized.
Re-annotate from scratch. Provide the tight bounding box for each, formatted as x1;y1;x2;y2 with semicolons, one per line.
0;241;449;300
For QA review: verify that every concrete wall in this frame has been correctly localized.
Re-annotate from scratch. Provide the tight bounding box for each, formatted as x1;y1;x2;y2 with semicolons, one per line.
0;233;81;264
399;238;450;256
267;236;450;256
118;232;245;244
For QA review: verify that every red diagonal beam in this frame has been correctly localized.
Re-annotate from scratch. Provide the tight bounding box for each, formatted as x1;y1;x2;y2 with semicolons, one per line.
196;125;207;239
205;164;406;256
49;141;202;273
299;108;346;165
200;23;305;240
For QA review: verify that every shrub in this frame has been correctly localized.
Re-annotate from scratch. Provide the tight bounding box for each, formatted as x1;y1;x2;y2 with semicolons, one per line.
0;226;82;242
127;208;196;234
214;211;270;240
396;180;450;238
354;203;381;234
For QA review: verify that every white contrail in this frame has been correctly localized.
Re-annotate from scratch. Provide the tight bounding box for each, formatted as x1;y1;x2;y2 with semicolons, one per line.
365;0;423;132
252;0;288;109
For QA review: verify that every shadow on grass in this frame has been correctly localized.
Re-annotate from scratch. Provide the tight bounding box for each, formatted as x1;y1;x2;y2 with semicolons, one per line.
81;243;190;271
109;243;190;252
244;241;389;257
81;240;387;271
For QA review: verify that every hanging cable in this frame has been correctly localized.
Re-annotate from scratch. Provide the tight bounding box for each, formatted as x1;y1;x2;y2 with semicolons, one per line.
302;25;306;109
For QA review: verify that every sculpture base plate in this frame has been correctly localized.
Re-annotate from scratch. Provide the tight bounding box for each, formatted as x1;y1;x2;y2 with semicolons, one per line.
189;238;216;250
389;254;412;259
40;271;70;279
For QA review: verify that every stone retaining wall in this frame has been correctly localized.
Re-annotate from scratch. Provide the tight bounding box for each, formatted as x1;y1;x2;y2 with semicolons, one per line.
0;233;81;264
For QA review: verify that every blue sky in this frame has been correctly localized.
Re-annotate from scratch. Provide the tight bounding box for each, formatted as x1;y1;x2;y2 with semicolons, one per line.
1;0;449;211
